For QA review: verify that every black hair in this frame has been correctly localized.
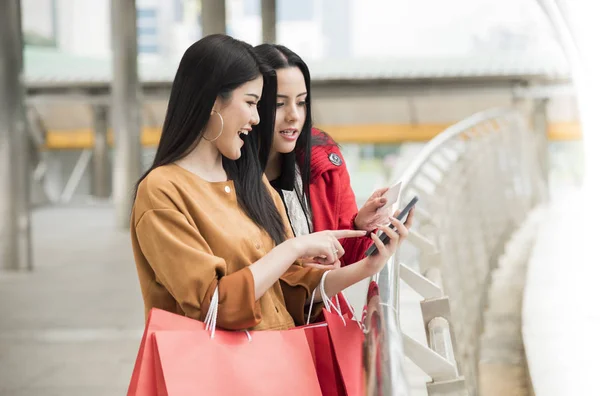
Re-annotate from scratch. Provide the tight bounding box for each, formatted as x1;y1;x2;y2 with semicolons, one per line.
135;34;286;245
252;44;337;218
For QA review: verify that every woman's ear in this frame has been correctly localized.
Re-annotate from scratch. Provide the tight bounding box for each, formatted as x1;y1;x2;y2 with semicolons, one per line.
211;96;224;115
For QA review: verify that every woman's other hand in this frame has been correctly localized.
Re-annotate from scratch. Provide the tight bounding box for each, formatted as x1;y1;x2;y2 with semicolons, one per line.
363;208;414;275
354;187;394;232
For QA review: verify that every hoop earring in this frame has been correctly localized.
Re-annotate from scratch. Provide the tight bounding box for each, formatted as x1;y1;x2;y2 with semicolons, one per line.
202;111;224;142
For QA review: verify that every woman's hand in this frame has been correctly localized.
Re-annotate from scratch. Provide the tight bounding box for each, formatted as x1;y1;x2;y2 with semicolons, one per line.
289;230;367;265
362;208;414;275
307;209;414;302
354;187;393;232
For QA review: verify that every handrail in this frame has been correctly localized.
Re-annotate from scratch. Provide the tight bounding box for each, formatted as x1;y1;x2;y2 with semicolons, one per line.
393;107;512;185
365;107;547;395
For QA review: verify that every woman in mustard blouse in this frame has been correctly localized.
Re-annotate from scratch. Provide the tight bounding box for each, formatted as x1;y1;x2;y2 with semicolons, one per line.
130;34;413;331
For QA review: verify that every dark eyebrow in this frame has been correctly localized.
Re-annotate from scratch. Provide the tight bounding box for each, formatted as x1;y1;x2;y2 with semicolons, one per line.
277;92;308;99
245;94;260;100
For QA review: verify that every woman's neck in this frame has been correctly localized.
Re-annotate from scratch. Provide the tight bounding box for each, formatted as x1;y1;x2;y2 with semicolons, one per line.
177;139;227;182
265;150;283;181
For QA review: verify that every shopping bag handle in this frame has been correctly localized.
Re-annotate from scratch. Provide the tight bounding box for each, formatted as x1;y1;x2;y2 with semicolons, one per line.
333;293;365;331
306;271;365;330
319;271;345;319
306;270;345;325
204;286;219;338
203;286;252;341
306;271;330;325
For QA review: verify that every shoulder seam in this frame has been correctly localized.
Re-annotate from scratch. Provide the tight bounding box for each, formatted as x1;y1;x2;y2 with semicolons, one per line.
134;208;189;230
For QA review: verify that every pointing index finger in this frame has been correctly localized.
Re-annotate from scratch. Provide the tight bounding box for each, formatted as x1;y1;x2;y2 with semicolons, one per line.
331;229;369;239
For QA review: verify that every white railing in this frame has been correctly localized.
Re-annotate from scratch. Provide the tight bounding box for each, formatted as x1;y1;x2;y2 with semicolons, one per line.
366;108;547;395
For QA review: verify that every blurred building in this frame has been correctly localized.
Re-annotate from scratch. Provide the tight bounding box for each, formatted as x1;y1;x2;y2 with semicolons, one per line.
19;0;578;203
22;0;564;61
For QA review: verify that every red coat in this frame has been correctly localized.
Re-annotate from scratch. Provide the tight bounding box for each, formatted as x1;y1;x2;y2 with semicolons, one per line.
308;129;373;266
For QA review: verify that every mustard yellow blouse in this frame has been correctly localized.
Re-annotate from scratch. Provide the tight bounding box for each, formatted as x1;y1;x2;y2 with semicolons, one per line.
130;164;325;330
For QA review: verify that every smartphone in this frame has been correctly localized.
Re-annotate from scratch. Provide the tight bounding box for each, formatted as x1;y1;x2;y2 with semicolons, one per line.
365;196;419;257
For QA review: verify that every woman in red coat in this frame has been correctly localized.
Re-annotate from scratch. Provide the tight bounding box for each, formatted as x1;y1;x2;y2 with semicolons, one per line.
253;44;392;267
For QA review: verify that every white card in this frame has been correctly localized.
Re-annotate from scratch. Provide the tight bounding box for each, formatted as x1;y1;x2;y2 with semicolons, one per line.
379;180;402;211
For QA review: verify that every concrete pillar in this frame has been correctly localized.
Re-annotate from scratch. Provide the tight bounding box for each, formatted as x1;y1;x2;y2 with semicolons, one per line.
201;0;226;36
0;0;33;271
261;0;276;43
110;0;142;228
92;105;111;198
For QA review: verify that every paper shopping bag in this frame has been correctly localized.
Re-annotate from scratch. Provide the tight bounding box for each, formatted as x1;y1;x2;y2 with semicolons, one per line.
152;328;322;396
324;309;366;396
303;323;346;396
127;309;206;396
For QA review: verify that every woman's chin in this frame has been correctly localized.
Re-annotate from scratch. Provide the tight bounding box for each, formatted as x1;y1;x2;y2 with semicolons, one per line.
222;149;242;161
275;142;297;154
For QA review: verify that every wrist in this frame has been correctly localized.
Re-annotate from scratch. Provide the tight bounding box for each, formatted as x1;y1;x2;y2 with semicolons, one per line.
352;212;365;231
285;238;304;259
355;257;378;278
323;258;373;297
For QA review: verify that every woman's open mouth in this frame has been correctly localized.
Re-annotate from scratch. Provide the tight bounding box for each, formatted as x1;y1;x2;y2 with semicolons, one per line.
279;129;298;141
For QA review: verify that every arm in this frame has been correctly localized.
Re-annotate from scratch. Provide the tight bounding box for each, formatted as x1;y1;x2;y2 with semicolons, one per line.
137;206;356;322
137;206;365;329
248;240;311;299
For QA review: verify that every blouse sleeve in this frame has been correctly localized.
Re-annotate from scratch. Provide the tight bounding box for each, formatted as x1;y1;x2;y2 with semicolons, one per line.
135;208;262;330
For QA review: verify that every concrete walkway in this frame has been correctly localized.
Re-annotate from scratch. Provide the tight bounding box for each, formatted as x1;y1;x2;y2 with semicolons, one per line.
0;204;143;396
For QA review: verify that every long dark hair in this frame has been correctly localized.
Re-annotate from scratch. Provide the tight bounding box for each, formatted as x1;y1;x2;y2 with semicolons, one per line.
253;44;337;217
135;34;287;245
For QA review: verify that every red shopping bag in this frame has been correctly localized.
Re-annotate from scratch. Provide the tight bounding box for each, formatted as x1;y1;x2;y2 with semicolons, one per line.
305;269;366;396
302;323;346;396
333;293;353;318
128;308;206;396
362;281;380;323
324;309;365;396
152;328;322;396
310;293;355;329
